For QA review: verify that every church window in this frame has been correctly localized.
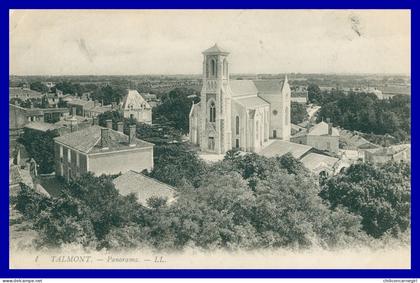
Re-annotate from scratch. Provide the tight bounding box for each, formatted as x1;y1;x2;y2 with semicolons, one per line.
223;59;228;77
209;101;216;122
235;116;240;135
236;139;239;148
211;59;217;77
285;106;289;125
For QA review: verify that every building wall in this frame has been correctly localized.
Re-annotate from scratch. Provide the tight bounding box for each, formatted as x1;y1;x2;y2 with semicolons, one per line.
258;86;291;141
54;143;88;180
88;147;153;175
123;109;152;124
9;104;28;130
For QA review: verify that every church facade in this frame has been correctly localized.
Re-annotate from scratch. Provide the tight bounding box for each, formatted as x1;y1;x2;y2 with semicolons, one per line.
189;44;291;154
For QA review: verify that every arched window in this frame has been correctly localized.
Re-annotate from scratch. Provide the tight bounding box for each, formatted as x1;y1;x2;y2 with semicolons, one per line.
223;59;228;77
235;116;239;135
211;59;216;77
285;106;289;125
209;101;216;122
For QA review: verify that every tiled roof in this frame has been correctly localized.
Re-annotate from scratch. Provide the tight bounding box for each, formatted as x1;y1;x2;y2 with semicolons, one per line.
202;44;229;55
308;121;339;137
122;90;151;110
9;87;44;99
113;170;176;207
54;125;154;154
234;96;269;109
67;99;95;108
259;140;313;159
229;80;258;97
87;105;112;114
300;153;339;173
253;80;284;95
24;122;63;132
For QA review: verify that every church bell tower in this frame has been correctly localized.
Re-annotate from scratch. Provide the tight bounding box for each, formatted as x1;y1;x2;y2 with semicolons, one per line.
200;44;232;154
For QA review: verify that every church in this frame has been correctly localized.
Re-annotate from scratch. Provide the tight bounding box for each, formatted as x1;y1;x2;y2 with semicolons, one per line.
189;44;291;154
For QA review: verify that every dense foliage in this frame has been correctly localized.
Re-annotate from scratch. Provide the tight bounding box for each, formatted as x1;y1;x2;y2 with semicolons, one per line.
291;102;307;124
18;129;59;174
320;162;411;238
29;81;48;93
12;145;409;252
317;92;410;142
153;87;200;134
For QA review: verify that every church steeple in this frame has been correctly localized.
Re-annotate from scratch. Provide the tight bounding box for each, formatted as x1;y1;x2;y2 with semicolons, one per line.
202;43;230;81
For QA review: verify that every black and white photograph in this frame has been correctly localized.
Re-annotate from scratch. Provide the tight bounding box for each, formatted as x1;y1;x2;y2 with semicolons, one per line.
8;9;411;269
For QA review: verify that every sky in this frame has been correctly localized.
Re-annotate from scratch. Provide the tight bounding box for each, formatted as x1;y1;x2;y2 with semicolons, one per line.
9;10;410;76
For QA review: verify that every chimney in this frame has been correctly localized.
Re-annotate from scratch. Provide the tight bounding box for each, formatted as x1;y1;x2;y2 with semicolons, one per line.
117;121;124;133
327;118;333;135
72;107;77;117
92;116;98;126
101;128;110;149
106;119;112;129
129;125;136;146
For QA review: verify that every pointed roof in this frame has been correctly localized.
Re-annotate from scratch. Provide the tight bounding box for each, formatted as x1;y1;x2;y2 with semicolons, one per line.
122;90;151;110
202;43;229;55
308;121;340;137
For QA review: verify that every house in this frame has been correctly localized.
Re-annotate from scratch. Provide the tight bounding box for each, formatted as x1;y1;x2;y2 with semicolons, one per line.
54;123;154;180
113;170;176;208
189;44;291;155
67;98;95;116
140;93;161;108
300;153;339;176
259;140;313;159
122;90;152;124
364;144;411;164
291;119;339;154
24;121;66;135
9;87;44;101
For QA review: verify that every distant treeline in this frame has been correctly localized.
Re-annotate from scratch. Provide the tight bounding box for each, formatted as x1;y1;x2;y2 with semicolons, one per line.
308;84;410;143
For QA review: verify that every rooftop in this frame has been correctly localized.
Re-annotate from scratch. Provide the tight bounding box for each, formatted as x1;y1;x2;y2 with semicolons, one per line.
259;140;313;159
253;80;284;95
9;87;44;99
24;121;63;132
122;90;151;110
300;153;339;173
113;170;176;207
229;80;258;97
308;121;340;137
229;79;285;98
202;43;229;55
54;125;154;154
235;96;269;109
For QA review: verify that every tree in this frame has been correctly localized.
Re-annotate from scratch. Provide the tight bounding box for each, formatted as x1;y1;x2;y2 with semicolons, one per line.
150;144;208;187
291;102;307;124
320;162;411;238
307;84;322;104
18;129;59;174
153;87;200;134
29;81;48;93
